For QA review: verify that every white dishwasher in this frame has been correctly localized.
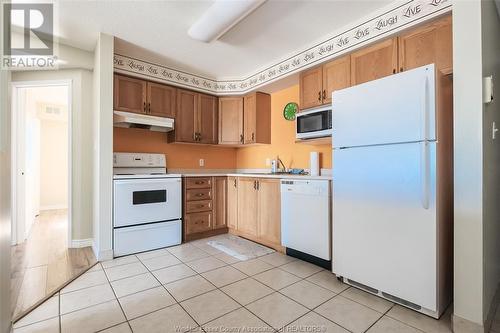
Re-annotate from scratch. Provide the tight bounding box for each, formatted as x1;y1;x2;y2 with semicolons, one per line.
281;179;331;266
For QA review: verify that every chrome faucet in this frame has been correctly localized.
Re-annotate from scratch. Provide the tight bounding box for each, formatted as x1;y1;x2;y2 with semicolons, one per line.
276;156;287;173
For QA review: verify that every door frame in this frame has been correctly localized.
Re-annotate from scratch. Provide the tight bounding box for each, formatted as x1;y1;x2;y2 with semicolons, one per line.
11;79;73;246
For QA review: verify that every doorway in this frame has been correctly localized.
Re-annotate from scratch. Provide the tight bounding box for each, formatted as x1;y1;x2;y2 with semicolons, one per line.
10;81;94;320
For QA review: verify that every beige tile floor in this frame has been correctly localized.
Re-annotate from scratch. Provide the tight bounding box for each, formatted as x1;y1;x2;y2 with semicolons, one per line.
13;234;453;333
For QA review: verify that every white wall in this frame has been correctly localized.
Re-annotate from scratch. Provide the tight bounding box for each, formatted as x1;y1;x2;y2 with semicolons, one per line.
92;33;114;260
481;0;500;326
23;86;69;212
0;69;13;333
453;0;500;331
39;118;68;210
12;69;93;243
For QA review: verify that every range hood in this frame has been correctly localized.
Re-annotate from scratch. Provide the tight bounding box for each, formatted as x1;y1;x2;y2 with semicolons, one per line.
113;111;174;132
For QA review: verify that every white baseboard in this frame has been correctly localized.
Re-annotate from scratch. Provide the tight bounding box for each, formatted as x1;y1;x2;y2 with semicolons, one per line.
70;238;93;248
452;314;485;333
97;249;114;261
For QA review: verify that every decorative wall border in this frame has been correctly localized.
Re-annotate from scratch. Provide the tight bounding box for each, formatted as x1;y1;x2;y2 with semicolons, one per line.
114;0;452;95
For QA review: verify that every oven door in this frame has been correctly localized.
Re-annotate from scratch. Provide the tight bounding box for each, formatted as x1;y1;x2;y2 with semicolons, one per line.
113;178;182;227
296;109;332;139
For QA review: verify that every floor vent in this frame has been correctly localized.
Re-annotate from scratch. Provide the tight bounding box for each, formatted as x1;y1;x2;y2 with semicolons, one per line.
382;292;422;310
347;279;379;294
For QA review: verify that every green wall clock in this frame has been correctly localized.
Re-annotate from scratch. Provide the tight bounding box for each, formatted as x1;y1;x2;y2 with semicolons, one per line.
283;102;298;121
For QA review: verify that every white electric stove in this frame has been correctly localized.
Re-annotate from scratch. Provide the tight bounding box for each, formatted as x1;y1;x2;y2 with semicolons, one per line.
113;152;182;257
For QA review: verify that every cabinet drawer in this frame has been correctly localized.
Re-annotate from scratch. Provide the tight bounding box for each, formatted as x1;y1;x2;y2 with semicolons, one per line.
185;212;212;234
186;200;213;213
186;188;212;201
186;177;212;189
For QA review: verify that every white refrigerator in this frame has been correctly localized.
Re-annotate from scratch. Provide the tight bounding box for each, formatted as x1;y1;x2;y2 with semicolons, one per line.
331;64;453;318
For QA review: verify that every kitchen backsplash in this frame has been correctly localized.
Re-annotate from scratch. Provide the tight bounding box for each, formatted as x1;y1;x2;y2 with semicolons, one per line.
113;85;331;170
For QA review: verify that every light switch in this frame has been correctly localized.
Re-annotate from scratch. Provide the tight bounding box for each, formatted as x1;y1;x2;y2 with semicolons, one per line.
484;76;494;104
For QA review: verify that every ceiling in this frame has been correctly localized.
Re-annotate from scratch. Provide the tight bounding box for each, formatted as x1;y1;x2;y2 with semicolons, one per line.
55;0;392;79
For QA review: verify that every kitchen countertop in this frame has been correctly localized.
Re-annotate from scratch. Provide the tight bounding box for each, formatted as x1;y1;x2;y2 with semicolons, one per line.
179;172;332;180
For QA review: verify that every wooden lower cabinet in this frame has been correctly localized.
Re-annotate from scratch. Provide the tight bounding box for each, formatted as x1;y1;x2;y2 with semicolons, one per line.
227;177;238;229
183;177;227;241
183;176;282;251
233;177;282;251
237;178;259;236
213;177;227;230
257;179;281;246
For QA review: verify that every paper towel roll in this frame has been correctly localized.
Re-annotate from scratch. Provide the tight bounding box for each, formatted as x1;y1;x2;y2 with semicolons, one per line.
310;152;319;176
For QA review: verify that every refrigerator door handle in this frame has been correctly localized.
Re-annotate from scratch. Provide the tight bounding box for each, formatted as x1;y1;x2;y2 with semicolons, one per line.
420;141;430;209
421;76;429;140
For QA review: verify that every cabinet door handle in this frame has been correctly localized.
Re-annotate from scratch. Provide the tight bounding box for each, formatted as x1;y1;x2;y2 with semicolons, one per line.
196;193;204;197
233;178;237;187
240;134;244;144
400;67;403;72
143;102;146;113
193;133;197;141
256;180;260;190
393;68;396;74
322;90;326;100
318;91;321;101
148;102;151;114
198;133;202;141
253;180;256;190
194;181;204;185
251;132;255;141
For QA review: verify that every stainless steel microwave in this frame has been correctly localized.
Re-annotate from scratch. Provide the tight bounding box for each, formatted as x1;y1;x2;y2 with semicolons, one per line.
296;106;332;140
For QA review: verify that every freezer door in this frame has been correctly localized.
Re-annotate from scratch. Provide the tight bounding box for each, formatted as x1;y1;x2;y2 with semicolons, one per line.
333;142;437;311
332;64;435;148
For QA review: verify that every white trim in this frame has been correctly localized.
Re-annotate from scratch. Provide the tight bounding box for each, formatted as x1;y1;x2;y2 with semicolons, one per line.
11;79;73;247
114;0;452;95
71;238;93;248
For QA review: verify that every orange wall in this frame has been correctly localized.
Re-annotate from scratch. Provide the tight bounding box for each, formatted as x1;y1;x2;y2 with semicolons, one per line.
114;84;331;170
236;85;332;169
114;128;237;169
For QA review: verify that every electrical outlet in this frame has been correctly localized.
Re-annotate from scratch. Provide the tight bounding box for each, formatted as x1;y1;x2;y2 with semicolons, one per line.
199;158;205;167
265;158;271;166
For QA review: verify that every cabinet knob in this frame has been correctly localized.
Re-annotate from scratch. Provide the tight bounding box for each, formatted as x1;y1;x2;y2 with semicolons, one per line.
392;68;396;74
147;102;151;113
251;132;255;141
143;102;146;113
318;91;321;101
322;90;326;100
196;193;204;197
400;67;403;72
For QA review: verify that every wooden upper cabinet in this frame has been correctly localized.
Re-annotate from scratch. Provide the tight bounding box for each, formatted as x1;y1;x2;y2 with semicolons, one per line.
147;82;176;118
226;177;238;229
197;94;218;144
237;178;258;236
257;179;281;246
219;97;244;145
114;74;146;114
322;56;351;104
213;177;227;230
299;66;323;109
244;92;271;144
399;16;452;73
350;38;398;85
175;89;197;143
